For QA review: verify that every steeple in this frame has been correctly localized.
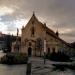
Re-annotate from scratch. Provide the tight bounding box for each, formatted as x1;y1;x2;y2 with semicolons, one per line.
33;11;35;16
30;12;38;22
56;30;59;37
55;24;59;37
31;11;36;19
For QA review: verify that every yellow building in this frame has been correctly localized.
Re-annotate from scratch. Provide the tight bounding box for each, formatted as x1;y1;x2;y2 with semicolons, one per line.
20;13;72;56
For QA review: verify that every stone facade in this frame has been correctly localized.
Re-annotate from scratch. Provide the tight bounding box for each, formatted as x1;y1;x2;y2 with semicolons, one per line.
20;13;73;56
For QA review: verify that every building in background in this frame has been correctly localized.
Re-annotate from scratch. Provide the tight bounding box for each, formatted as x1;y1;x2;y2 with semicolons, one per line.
0;33;6;50
0;32;20;52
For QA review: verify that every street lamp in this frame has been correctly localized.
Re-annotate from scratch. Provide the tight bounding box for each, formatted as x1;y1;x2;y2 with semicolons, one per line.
44;23;46;64
44;39;46;64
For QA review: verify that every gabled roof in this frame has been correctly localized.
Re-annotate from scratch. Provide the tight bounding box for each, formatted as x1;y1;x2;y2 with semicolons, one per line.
23;13;71;47
28;12;39;24
30;13;57;37
22;12;39;30
45;25;70;47
32;13;71;46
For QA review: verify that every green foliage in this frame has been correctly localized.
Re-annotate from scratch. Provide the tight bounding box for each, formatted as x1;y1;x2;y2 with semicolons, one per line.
1;53;28;65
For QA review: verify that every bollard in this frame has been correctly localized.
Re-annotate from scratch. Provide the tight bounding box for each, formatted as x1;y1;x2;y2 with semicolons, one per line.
26;57;31;75
44;52;46;64
44;39;46;64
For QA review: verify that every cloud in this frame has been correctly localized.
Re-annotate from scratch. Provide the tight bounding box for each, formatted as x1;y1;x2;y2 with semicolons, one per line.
0;0;75;42
0;22;7;33
0;18;27;34
0;6;14;16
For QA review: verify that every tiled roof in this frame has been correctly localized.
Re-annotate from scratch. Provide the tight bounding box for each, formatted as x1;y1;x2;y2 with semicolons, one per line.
45;25;70;47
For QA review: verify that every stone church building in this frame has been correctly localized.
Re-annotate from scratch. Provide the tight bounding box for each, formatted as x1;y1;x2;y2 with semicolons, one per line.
19;13;73;56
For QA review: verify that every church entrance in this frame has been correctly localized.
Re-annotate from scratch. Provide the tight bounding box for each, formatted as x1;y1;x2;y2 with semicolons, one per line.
28;47;32;56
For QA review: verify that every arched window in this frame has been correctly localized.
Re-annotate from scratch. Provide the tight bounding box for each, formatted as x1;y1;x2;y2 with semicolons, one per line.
31;26;35;36
48;48;50;53
29;42;32;46
31;20;35;37
52;48;55;53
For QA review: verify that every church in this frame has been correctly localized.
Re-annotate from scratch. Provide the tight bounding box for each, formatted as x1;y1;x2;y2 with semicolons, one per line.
12;13;73;56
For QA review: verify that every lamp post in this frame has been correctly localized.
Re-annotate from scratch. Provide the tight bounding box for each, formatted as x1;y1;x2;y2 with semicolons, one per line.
44;23;46;64
16;28;19;52
26;48;32;75
44;39;46;64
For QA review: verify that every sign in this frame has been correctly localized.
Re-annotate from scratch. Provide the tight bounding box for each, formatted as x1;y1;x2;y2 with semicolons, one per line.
44;39;46;52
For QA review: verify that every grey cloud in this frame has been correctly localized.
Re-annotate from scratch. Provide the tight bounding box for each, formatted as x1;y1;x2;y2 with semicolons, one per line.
0;0;75;42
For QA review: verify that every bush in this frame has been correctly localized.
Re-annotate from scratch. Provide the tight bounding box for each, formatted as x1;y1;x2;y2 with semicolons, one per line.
1;53;28;65
46;52;71;62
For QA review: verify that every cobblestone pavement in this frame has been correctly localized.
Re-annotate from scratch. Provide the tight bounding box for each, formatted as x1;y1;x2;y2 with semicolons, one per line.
31;57;54;75
26;57;73;75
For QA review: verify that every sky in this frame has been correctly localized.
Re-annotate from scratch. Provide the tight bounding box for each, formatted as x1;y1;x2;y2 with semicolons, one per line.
0;0;75;43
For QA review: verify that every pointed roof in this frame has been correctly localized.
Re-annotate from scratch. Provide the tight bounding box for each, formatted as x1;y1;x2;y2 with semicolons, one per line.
32;11;35;16
22;12;38;30
29;12;39;22
23;13;70;47
25;13;60;39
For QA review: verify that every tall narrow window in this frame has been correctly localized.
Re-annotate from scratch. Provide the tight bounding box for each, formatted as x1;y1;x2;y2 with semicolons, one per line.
53;48;55;53
31;26;35;37
48;48;50;54
31;20;35;37
29;42;32;46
